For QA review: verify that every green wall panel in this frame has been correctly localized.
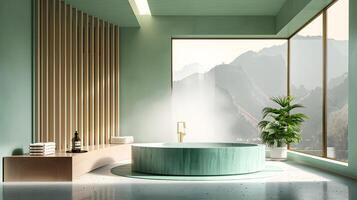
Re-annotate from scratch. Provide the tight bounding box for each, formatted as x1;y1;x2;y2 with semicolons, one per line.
276;0;333;37
348;0;357;179
0;0;32;180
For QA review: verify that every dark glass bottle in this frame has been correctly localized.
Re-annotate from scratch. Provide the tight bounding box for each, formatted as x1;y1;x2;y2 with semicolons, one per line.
72;130;81;153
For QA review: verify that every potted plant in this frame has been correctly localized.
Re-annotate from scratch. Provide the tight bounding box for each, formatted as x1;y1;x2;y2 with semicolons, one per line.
258;96;308;159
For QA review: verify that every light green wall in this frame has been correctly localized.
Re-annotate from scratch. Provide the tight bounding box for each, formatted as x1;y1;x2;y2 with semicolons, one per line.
276;0;311;30
120;16;277;142
147;0;286;16
64;0;139;26
0;0;32;180
275;0;332;37
347;0;357;179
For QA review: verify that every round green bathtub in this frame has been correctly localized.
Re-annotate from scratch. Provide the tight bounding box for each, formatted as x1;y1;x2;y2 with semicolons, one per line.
132;143;265;176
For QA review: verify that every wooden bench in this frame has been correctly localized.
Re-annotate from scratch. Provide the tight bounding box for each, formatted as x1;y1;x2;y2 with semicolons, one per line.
3;144;131;182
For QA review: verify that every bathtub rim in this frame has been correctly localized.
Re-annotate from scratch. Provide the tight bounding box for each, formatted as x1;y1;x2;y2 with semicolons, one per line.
132;142;265;149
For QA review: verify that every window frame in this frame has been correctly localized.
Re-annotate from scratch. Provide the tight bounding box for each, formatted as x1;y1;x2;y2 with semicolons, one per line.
170;38;289;143
287;0;348;163
169;0;348;163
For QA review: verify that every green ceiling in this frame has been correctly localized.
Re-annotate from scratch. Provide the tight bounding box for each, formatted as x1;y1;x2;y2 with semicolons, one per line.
63;0;334;38
147;0;287;16
64;0;139;26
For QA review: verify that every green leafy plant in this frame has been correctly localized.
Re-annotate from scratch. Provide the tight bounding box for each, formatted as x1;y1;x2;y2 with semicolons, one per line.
258;96;308;147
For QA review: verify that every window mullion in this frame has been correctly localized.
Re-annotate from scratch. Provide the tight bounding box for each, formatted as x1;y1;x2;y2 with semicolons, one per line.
322;11;328;158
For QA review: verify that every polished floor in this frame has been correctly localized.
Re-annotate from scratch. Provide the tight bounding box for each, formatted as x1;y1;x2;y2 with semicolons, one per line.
1;161;357;200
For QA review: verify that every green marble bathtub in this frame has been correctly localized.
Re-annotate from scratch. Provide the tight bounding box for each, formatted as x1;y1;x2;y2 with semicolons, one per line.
132;143;265;176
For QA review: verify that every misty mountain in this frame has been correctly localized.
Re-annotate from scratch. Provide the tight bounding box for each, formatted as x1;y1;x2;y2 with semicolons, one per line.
290;36;348;89
231;52;286;97
173;36;348;151
173;63;204;81
328;104;348;160
173;64;266;141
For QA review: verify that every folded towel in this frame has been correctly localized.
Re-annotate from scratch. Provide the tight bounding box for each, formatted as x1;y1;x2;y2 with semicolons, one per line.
30;142;56;147
29;142;56;156
29;149;55;153
110;136;134;144
29;146;56;150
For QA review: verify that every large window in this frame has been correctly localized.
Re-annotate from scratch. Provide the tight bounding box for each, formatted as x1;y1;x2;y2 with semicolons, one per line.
289;15;324;156
172;39;287;142
289;0;349;162
326;0;349;162
171;0;348;163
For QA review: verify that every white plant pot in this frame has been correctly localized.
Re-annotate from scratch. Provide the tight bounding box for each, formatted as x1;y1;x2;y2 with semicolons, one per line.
265;146;271;158
327;147;336;159
270;146;288;159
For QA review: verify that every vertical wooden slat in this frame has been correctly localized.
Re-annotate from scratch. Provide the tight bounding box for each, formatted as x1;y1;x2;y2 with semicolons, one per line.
61;1;67;150
57;0;62;150
48;0;53;142
90;16;95;146
94;18;100;146
35;0;41;142
44;0;49;142
78;11;84;145
100;20;105;145
40;0;45;141
48;0;52;142
105;22;110;143
115;26;120;137
35;0;120;149
40;0;44;142
83;14;89;147
49;1;57;142
110;24;115;140
47;0;51;142
67;4;73;149
53;0;58;146
73;8;78;136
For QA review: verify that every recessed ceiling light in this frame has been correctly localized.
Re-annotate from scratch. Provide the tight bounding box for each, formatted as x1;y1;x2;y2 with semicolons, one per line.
134;0;151;15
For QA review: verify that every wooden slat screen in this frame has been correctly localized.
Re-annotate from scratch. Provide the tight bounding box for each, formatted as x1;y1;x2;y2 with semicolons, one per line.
34;0;120;150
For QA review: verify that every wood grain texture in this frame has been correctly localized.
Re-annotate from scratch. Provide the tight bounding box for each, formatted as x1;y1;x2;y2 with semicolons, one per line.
78;10;84;144
110;24;115;138
3;144;131;182
115;26;120;137
35;0;41;142
132;143;265;175
83;13;89;147
34;0;120;150
3;157;72;182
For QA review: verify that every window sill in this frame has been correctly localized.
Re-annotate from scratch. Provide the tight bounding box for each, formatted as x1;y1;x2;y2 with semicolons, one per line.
288;150;348;167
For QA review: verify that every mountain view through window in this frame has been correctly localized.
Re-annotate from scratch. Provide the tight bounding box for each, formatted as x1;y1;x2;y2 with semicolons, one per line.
172;39;288;143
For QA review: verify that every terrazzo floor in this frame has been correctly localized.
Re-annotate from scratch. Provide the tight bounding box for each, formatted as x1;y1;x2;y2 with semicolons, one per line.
2;160;357;200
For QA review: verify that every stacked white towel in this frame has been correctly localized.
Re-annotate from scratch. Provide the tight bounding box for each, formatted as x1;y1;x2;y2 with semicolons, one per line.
29;142;56;156
110;136;134;144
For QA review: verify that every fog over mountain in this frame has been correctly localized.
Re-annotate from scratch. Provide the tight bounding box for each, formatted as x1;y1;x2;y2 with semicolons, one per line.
173;36;348;160
173;62;204;81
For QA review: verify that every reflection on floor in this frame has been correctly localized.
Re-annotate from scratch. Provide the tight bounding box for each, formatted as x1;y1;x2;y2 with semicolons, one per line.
2;161;356;200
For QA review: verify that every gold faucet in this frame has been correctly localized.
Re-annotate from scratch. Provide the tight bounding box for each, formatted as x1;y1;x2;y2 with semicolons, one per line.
177;121;186;143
